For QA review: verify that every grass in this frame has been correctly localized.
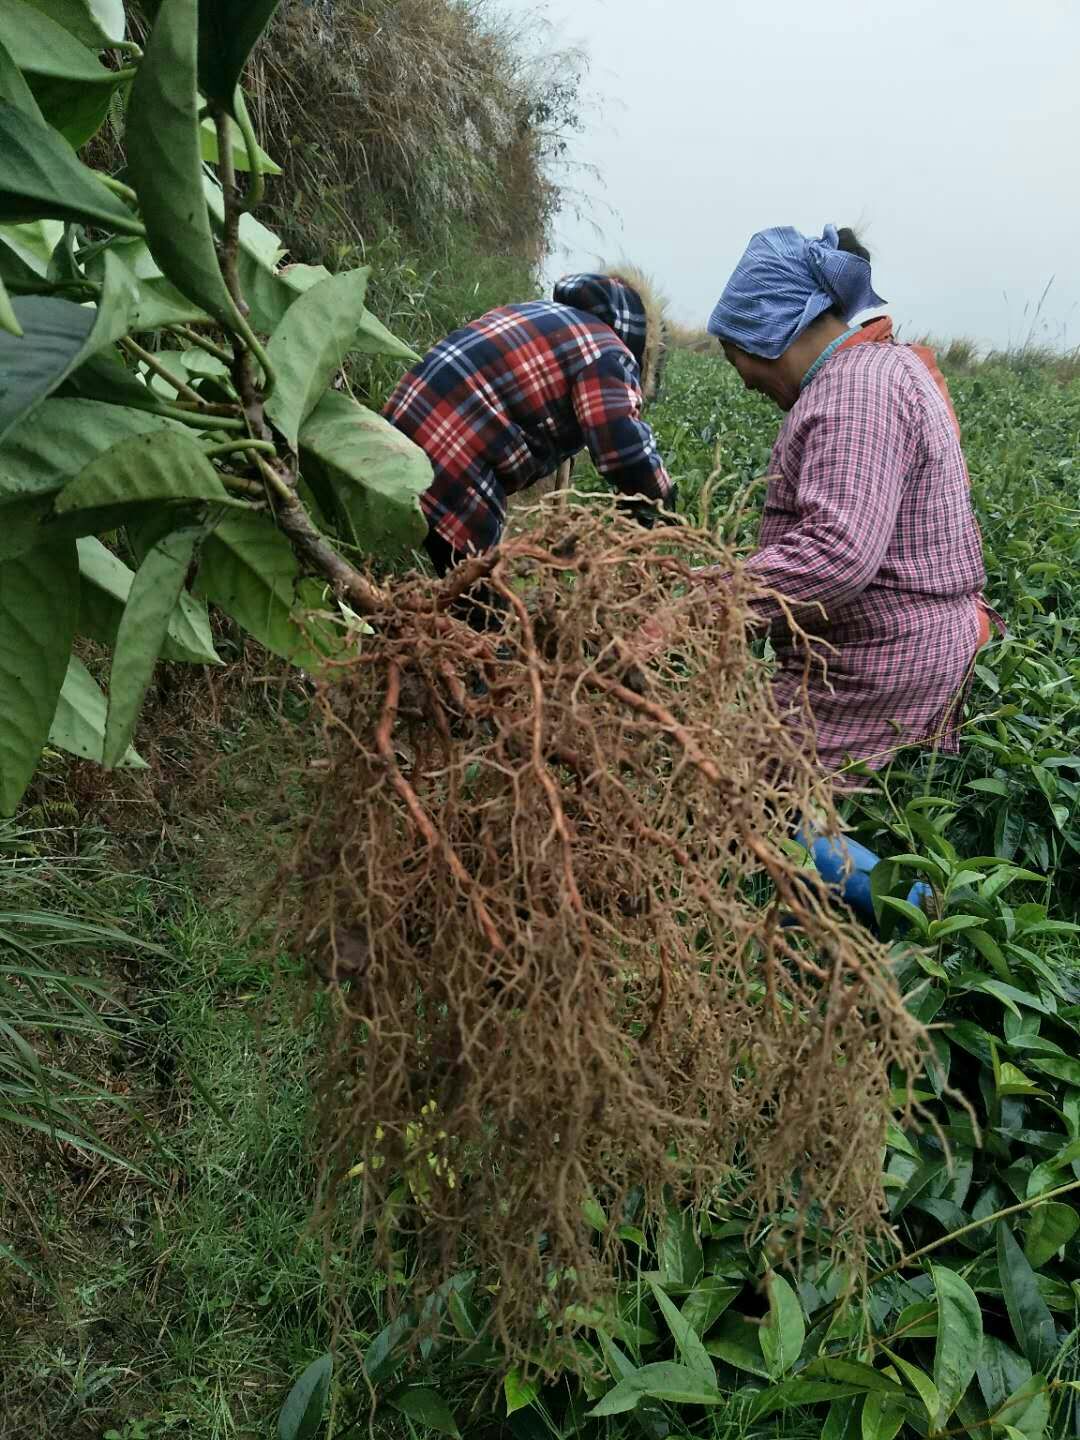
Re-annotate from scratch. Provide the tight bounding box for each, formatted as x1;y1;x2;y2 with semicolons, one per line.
3;350;1080;1437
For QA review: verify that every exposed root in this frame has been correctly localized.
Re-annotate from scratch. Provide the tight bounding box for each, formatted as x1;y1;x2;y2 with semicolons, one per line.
278;502;924;1363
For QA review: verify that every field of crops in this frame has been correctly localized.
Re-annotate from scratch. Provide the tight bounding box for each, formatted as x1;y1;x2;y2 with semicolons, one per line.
3;344;1079;1439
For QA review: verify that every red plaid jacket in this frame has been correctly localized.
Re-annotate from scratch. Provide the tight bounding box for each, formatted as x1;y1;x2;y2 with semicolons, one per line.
382;301;674;553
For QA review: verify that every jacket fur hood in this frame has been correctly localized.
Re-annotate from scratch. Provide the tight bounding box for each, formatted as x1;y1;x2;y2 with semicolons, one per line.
553;265;669;404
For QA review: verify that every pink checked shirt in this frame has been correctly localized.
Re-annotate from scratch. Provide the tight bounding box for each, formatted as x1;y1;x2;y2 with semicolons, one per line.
746;337;990;779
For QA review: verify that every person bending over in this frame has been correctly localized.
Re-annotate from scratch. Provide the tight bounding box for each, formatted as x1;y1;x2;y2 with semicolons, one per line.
383;268;677;584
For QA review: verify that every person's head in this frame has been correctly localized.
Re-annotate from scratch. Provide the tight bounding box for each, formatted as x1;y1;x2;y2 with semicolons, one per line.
707;225;883;410
554;266;669;405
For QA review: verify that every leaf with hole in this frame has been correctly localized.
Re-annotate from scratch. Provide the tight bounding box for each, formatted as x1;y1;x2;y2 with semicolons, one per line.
276;1352;332;1440
126;0;242;331
48;655;145;767
298;391;430;559
0;540;78;814
931;1264;982;1424
265;268;375;446
997;1222;1058;1373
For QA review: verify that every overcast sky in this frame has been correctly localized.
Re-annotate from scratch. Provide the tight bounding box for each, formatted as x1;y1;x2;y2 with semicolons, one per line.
498;0;1080;349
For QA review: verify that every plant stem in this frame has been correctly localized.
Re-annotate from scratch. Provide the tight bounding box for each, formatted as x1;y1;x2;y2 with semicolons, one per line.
202;439;278;460
168;326;233;364
119;337;204;407
233;90;266;211
873;1176;1080;1283
96;174;139;206
213;108;275;398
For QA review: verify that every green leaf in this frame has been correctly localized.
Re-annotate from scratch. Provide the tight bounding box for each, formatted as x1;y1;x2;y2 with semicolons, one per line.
1025;1138;1080;1199
0;0;115;84
753;1380;872;1419
932;1264;983;1423
0;99;141;232
21;0;126;48
126;0;243;332
0;273;22;337
646;1279;716;1384
0;219;63;277
656;1204;703;1288
350;306;421;363
880;896;930;935
859;1390;906;1440
0;33;45;121
276;1352;332;1440
104;527;200;766
199;112;281;175
823;1397;861;1440
1027;1056;1080;1087
503;1370;538;1417
56;428;231;516
237;253;330;336
48;655;145;768
264;268;374;446
0;540;78;815
194;510;335;670
704;1312;770;1378
363;1314;414;1383
997;1223;1058;1373
679;1278;740;1338
998;1374;1051;1440
77;536;219;666
388;1386;460;1438
0;251;138;440
298;391;430;559
880;1347;940;1422
927;913;984;941
588;1361;723;1416
1024;1203;1079;1268
203;173;284;266
977;1335;1032;1414
759;1272;805;1379
197;0;283;115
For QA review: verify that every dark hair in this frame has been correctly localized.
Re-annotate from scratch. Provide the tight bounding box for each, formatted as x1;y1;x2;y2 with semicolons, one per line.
831;227;872;316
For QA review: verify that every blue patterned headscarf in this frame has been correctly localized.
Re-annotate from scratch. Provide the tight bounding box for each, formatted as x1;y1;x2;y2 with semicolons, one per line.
706;225;886;360
554;273;648;369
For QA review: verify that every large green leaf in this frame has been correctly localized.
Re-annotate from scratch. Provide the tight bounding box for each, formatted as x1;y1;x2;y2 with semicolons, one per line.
646;1280;715;1385
298;391;429;560
104;527;200;766
26;69;124;148
0;251;138;441
931;1264;983;1424
277;1353;332;1440
997;1223;1059;1374
194;510;334;670
264;268;374;447
0;0;114;83
0;100;142;232
704;1312;771;1378
0;274;21;337
760;1272;806;1380
998;1374;1051;1440
77;536;219;665
55;428;231;516
238;253;330;335
23;0;126;48
0;219;63;277
588;1362;723;1417
48;654;146;767
126;0;243;331
1024;1202;1079;1268
0;539;78;814
0;398;187;561
351;307;421;363
197;0;282;115
0;32;45;119
199;113;281;175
